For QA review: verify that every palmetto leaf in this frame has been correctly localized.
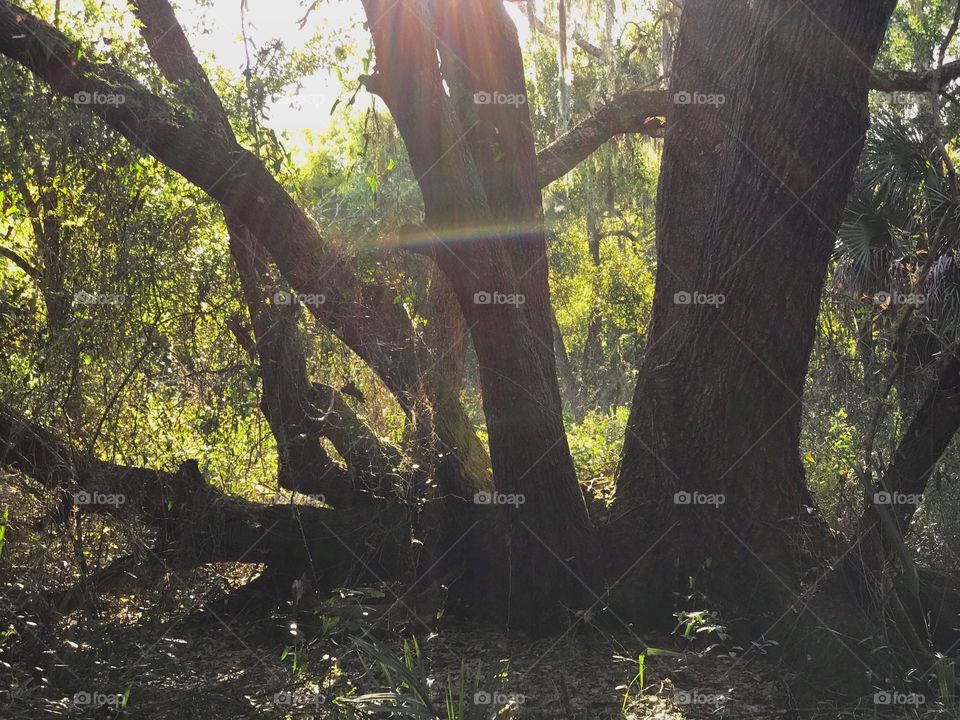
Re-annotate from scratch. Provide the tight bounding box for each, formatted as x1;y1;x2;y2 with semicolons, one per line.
859;111;931;219
923;254;960;328
833;111;958;303
835;192;908;297
350;639;441;717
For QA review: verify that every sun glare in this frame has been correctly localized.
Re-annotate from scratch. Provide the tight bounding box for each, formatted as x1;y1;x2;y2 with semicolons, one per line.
185;0;368;136
181;0;530;138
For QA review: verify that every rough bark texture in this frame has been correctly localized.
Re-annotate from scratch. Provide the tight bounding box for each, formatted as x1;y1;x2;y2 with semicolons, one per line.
609;0;897;690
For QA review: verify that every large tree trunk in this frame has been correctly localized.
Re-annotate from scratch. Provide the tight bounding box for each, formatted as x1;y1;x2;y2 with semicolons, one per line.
433;0;605;630
360;0;602;632
609;0;897;681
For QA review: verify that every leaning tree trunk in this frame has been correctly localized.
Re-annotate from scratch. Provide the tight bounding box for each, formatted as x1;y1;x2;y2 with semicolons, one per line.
857;346;960;571
608;0;898;689
228;225;405;507
0;0;494;511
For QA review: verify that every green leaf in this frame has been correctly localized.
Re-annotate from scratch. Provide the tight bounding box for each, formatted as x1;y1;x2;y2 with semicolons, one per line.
0;506;8;557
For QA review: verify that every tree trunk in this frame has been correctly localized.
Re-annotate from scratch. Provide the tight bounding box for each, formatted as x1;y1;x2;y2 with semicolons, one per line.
551;307;585;421
228;226;404;507
858;347;960;560
361;0;603;632
609;0;897;684
422;265;493;499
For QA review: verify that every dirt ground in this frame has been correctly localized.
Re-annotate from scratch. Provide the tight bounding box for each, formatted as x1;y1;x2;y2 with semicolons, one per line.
1;557;940;720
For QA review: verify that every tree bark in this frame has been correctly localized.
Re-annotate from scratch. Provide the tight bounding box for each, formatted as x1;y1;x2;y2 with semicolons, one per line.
537;90;669;186
361;0;603;631
610;0;897;676
860;348;960;541
228;226;403;507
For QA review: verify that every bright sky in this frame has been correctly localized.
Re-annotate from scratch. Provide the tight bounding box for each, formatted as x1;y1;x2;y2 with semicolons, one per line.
186;0;368;136
74;0;651;143
183;0;531;138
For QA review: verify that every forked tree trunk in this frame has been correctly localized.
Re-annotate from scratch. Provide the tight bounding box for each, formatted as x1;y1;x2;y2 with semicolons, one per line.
433;0;604;631
361;0;603;632
609;0;898;684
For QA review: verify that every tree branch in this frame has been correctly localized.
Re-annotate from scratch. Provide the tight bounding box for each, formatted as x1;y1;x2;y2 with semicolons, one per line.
536;89;669;186
870;59;960;93
127;0;232;132
509;0;608;61
0;398;407;584
534;57;960;187
0;243;38;278
0;0;430;408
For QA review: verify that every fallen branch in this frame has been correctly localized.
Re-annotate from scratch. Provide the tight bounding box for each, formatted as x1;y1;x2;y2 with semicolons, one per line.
0;400;408;594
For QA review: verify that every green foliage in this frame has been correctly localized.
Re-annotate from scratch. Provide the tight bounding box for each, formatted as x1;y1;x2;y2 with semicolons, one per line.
3;3;960;717
567;407;630;488
344;638;441;718
620;647;680;710
674;611;729;645
344;639;505;720
935;655;957;710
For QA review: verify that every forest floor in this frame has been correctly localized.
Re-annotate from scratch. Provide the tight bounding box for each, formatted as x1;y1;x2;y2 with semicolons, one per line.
0;559;946;720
